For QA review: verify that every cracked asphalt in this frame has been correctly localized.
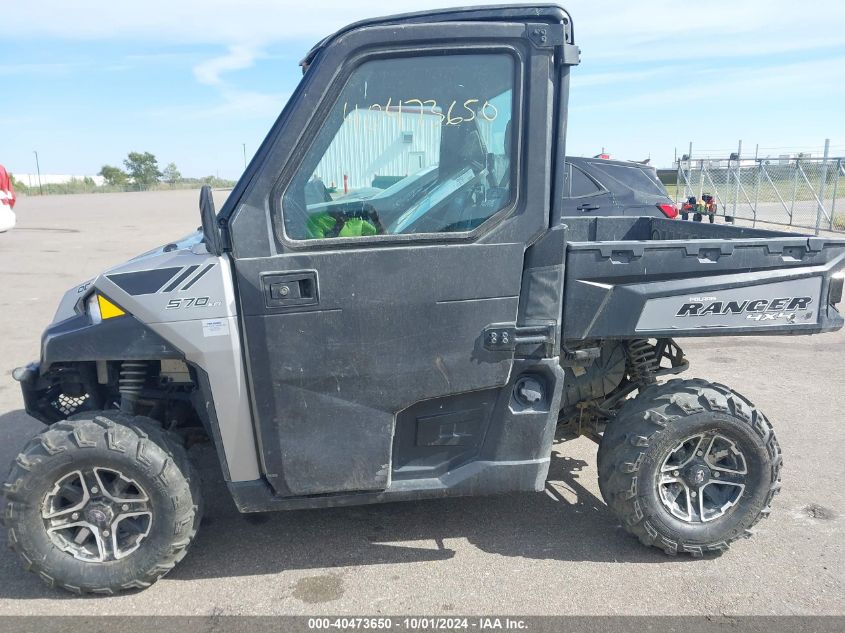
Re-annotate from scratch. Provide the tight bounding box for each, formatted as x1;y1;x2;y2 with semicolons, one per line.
0;190;842;615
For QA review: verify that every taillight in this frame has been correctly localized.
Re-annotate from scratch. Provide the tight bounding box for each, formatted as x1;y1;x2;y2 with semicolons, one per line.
830;270;844;305
657;203;678;219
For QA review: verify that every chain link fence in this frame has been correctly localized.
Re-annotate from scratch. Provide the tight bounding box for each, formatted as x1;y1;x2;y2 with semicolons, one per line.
674;154;844;234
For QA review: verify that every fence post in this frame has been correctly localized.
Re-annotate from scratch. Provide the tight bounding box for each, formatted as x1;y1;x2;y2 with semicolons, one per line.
789;158;800;226
686;142;693;199
674;157;681;208
730;140;741;223
753;145;760;228
815;139;830;235
698;159;704;199
830;159;841;231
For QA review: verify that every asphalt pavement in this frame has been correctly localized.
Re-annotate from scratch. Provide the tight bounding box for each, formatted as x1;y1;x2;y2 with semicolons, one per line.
0;190;842;616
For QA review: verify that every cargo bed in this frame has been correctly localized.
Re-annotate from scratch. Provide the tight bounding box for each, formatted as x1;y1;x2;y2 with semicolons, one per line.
561;217;845;340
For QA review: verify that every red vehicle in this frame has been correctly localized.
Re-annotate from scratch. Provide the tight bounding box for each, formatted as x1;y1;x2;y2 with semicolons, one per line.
0;165;17;233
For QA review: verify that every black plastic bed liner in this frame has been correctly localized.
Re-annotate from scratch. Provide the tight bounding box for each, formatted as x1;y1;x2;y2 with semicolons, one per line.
561;217;845;340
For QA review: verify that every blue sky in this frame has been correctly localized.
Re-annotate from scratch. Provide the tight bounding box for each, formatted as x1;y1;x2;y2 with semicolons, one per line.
3;0;845;179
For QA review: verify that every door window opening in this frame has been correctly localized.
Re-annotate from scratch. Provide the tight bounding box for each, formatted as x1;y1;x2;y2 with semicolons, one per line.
281;53;517;240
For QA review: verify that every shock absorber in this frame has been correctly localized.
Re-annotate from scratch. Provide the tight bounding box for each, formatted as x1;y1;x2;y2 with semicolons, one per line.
625;339;658;386
118;361;147;414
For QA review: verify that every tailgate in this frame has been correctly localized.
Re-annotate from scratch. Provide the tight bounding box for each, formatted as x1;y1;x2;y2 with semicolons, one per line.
562;233;845;340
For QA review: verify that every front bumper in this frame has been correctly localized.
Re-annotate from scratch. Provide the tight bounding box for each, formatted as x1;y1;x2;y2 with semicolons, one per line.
13;361;57;424
13;360;102;424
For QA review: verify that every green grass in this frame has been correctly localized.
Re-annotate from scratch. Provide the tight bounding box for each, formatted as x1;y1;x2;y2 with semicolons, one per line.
12;176;237;197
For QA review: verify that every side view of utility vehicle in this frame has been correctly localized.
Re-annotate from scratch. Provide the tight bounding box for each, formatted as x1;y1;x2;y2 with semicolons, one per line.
5;4;845;594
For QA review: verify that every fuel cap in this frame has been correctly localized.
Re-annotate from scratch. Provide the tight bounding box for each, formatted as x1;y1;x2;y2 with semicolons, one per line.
514;376;544;406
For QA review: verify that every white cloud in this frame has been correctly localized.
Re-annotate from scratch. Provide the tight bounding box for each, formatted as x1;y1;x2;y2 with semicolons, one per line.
210;88;288;117
571;0;845;62
193;45;262;85
6;0;844;60
4;0;482;44
145;88;288;121
575;55;845;112
5;0;844;171
7;1;845;90
188;44;273;128
0;62;76;76
571;68;672;88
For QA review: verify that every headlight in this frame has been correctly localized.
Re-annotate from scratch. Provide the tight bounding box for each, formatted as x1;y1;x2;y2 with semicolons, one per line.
87;293;126;323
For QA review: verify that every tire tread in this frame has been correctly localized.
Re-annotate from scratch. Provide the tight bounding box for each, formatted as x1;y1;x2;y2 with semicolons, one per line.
597;378;782;557
2;411;203;594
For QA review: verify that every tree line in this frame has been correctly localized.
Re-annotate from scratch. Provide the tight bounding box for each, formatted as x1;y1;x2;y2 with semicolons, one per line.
10;151;235;195
99;151;181;187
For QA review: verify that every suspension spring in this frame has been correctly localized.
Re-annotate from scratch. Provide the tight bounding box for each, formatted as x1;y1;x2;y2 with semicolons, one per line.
625;339;658;386
118;361;147;413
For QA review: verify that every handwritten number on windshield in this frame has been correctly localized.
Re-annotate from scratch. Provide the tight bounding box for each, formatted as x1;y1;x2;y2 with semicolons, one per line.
343;99;498;125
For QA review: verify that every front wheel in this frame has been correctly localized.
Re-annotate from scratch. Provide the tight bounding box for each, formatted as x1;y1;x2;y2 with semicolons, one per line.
597;379;782;556
3;412;202;593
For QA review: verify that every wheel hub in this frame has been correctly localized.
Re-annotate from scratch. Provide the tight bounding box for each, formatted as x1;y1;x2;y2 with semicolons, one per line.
41;467;153;562
657;432;748;524
84;503;114;527
684;462;711;487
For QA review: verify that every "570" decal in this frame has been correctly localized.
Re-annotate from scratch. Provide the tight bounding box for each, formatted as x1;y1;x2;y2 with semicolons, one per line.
166;297;222;309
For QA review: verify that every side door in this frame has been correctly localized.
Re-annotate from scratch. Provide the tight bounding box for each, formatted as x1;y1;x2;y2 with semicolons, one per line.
228;22;558;497
561;162;614;215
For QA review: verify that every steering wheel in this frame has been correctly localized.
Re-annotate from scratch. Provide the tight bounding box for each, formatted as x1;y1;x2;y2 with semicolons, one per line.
388;167;485;234
327;203;386;237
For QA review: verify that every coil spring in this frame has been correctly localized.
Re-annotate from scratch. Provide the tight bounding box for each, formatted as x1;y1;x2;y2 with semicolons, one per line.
625;339;658;386
118;361;147;398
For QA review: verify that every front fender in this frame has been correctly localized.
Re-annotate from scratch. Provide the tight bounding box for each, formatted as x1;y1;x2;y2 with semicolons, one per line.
14;315;185;424
41;313;183;370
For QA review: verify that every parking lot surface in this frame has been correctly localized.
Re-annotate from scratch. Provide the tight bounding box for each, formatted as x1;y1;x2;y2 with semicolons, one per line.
0;190;842;615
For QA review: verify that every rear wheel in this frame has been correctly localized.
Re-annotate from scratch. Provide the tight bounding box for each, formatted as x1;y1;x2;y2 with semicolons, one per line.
3;412;202;593
597;379;781;556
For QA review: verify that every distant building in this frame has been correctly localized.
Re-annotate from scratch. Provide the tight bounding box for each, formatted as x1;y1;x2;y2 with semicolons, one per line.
776;153;813;165
14;173;105;188
316;106;503;191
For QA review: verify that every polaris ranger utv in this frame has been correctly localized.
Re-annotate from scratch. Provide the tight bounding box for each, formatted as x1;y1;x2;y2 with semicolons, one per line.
6;4;845;594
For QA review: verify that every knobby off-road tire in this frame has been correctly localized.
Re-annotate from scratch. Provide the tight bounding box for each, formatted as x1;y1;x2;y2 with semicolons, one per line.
3;412;202;594
597;378;782;556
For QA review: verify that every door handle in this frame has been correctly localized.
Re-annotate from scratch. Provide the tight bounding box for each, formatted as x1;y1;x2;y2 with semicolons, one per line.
261;271;318;308
577;203;600;211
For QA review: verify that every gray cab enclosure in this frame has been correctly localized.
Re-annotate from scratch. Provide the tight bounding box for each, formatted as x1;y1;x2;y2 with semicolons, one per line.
220;4;579;505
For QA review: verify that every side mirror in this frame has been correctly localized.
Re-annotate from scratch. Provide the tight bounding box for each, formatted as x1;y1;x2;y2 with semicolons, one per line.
199;185;223;256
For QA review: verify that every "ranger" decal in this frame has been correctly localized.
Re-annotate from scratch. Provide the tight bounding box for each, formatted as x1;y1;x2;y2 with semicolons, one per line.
676;296;813;318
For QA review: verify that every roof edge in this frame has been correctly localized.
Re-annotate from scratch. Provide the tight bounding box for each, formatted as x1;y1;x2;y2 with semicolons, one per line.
300;4;573;69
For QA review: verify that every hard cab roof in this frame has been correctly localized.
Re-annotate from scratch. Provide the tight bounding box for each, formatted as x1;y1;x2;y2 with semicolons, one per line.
301;3;574;68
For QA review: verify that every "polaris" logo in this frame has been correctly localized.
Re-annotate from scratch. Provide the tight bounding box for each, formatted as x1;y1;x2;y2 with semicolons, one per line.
676;296;813;317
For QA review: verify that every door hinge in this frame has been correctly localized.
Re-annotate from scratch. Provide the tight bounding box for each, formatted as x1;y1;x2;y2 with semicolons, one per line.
483;323;556;353
524;23;580;65
525;23;565;48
